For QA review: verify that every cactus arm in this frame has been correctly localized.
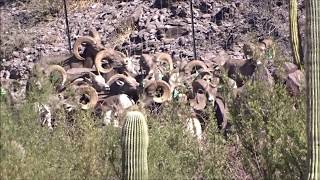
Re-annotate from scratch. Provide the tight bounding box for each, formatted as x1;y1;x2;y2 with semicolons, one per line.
122;111;148;180
290;0;303;69
306;0;320;179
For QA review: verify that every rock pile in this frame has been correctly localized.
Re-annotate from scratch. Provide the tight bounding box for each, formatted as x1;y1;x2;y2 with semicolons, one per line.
1;0;300;82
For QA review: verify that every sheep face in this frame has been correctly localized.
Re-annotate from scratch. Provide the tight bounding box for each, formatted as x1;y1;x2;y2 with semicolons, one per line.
124;57;140;77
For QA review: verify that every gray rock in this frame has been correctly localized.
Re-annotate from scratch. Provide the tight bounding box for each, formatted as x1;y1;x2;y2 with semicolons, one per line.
0;0;299;105
178;37;186;46
12;51;20;58
146;24;157;31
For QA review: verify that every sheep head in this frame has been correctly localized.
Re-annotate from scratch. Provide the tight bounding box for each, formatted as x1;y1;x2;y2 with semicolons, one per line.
183;60;209;83
73;36;97;61
69;84;98;110
88;28;104;49
95;49;127;74
106;74;139;95
123;56;140;77
144;80;171;103
154;52;174;72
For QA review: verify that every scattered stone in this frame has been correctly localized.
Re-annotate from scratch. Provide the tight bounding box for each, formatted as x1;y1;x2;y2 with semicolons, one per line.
0;0;301;104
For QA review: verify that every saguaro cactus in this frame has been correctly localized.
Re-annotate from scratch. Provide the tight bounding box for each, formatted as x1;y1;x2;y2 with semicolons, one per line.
121;111;149;180
305;0;320;179
290;0;303;69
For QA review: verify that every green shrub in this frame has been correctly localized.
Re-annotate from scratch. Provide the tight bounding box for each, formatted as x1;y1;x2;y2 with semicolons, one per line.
0;75;307;179
229;82;307;179
0;80;230;179
147;102;230;179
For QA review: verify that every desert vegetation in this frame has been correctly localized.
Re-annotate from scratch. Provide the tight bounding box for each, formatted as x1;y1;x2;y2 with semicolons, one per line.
0;77;308;179
0;0;318;179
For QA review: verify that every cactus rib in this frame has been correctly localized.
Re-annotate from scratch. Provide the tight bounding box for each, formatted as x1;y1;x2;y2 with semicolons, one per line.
122;111;149;180
289;0;303;69
306;0;320;179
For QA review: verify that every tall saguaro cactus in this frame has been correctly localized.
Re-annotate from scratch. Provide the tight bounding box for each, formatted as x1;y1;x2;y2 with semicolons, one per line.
290;0;303;69
305;0;320;179
121;111;149;180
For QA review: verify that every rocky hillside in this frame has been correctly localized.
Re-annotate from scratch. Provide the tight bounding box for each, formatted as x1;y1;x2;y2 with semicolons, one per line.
0;1;309;179
0;0;305;87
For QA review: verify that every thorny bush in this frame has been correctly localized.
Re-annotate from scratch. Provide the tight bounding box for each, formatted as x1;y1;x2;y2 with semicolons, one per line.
229;82;307;179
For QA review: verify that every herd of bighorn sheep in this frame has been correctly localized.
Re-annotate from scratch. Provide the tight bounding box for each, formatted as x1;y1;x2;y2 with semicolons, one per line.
30;28;230;139
1;27;304;141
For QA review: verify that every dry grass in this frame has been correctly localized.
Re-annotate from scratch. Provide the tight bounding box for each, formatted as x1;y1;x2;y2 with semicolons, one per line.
68;0;102;12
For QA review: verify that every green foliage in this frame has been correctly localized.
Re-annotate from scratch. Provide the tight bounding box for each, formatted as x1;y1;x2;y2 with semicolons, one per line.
229;82;307;179
0;79;122;179
0;80;230;179
0;98;122;179
0;73;308;179
147;103;230;179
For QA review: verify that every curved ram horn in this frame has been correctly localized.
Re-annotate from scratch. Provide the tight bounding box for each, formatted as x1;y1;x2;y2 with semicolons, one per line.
73;36;97;61
155;53;174;71
94;48;126;74
192;78;218;100
46;65;67;85
66;67;96;75
94;49;115;74
73;85;98;110
145;80;171;103
183;60;208;76
114;50;126;59
192;79;209;94
106;74;139;88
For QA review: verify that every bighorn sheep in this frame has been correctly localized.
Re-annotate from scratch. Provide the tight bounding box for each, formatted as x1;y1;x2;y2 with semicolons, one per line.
183;60;209;76
106;74;140;100
186;117;203;142
242;38;274;60
223;58;262;87
190;73;218;109
182;60;209;86
67;84;99;110
95;49;127;74
97;94;135;126
64;68;110;92
72;28;105;67
73;36;97;61
141;53;174;82
143;79;172;104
